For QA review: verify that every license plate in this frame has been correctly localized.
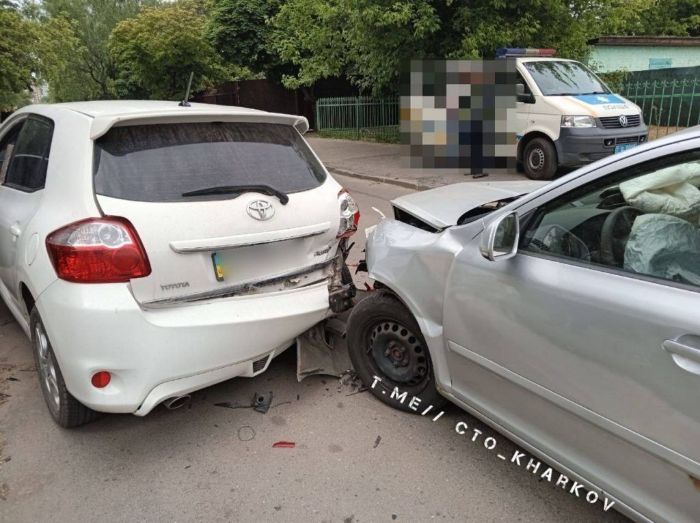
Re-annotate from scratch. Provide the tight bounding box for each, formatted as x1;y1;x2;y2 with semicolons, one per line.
614;143;637;154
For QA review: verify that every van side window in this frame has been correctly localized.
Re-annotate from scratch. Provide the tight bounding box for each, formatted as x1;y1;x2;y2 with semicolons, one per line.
0;121;24;184
4;116;54;192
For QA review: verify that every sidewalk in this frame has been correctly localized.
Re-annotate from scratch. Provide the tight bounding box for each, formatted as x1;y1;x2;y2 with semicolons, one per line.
307;135;522;190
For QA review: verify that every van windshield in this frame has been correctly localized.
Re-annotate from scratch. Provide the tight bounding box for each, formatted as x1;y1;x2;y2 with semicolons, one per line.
523;60;610;96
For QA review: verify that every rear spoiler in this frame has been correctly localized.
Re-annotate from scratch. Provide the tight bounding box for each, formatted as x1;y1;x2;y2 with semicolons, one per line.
89;110;309;140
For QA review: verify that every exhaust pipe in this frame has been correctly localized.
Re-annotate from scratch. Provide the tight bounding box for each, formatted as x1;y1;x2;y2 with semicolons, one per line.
163;395;191;410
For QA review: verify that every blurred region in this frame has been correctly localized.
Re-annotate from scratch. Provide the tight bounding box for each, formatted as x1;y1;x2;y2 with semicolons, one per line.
401;59;518;173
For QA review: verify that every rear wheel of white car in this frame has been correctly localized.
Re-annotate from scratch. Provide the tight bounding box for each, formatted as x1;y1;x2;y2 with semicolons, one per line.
523;137;557;180
30;309;99;428
347;291;445;413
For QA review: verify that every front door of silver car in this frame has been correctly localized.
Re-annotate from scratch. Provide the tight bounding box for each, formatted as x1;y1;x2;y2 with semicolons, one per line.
444;148;700;522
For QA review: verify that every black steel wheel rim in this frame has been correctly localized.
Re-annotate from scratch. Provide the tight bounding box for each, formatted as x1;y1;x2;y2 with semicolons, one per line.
366;319;429;387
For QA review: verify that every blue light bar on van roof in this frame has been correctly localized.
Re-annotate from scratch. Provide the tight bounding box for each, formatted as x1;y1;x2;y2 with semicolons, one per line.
496;48;556;58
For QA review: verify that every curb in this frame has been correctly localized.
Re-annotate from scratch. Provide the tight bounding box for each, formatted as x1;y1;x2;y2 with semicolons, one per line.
326;166;432;191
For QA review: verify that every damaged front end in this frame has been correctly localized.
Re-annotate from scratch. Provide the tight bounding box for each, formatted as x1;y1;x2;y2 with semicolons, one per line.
296;238;357;380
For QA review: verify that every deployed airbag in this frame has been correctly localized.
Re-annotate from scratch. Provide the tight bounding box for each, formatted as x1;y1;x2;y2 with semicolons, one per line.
624;214;700;286
619;161;700;222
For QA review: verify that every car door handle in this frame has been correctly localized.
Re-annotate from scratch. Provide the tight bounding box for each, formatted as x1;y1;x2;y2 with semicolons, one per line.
9;223;21;238
663;339;700;363
663;337;700;375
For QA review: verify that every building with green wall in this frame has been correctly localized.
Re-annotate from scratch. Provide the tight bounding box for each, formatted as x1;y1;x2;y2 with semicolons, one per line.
588;36;700;73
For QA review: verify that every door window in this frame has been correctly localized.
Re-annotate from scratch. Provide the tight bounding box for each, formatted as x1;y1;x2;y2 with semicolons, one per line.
521;150;700;288
4;116;53;192
0;121;24;184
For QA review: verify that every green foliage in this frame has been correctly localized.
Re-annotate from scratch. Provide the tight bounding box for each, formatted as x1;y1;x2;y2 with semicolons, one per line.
0;8;40;110
206;0;279;74
270;0;700;96
272;0;448;95
41;0;154;101
109;2;226;100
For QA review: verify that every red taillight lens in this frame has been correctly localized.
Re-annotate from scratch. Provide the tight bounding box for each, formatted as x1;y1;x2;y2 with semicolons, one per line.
46;217;151;283
337;189;360;239
91;371;111;388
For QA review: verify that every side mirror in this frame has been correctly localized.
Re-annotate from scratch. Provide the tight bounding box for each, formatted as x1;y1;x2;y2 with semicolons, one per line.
480;211;519;261
516;83;534;104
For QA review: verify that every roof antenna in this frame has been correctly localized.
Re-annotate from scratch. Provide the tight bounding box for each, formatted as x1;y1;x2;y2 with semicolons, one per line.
179;71;194;107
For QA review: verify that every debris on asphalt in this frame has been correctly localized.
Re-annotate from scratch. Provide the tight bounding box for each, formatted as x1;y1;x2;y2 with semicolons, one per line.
213;391;274;413
237;426;256;442
272;441;295;448
213;401;252;410
339;370;367;396
373;435;382;449
6;377;18;382
472;172;489;179
253;391;273;413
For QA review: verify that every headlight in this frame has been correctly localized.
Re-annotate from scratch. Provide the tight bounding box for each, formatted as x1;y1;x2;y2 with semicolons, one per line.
561;115;596;128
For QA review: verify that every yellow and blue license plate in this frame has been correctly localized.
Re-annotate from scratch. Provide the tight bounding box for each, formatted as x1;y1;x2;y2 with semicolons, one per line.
614;143;637;154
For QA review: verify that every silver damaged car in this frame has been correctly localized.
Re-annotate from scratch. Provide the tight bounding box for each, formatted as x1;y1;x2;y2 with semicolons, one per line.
347;128;700;522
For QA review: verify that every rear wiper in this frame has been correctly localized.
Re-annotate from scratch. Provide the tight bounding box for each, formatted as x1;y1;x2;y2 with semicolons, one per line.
182;184;289;205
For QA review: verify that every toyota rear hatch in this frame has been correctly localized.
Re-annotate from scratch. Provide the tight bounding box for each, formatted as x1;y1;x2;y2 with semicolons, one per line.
92;120;347;306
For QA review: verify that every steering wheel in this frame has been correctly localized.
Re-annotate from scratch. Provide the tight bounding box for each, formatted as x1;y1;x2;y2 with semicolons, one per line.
600;206;642;266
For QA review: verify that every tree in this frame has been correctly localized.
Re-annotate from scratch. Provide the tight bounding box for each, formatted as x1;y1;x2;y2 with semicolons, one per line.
269;0;679;96
206;0;279;75
271;0;447;95
41;0;156;101
0;7;40;110
109;2;226;99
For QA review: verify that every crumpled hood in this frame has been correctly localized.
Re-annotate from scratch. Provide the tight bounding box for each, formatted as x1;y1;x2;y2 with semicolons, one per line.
392;180;549;230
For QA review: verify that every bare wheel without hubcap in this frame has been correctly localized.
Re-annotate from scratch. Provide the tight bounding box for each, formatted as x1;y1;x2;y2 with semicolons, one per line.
369;320;429;387
35;321;61;416
527;147;545;172
346;291;446;412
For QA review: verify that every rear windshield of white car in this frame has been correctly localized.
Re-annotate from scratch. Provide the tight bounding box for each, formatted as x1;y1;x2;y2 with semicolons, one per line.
93;122;326;202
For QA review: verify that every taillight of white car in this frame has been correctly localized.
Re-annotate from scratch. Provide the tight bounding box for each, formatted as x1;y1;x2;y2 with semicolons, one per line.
46;217;151;283
337;189;360;239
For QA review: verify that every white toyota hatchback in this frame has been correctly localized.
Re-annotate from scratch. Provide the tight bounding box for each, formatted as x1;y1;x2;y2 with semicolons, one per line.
0;101;359;427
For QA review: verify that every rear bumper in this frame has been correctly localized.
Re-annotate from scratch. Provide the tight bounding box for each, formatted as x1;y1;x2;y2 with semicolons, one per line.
36;279;331;414
555;124;649;167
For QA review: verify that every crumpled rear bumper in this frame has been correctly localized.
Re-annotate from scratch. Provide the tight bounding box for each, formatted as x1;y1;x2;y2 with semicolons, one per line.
37;279;332;414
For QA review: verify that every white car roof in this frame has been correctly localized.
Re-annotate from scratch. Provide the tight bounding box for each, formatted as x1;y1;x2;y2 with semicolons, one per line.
15;100;309;138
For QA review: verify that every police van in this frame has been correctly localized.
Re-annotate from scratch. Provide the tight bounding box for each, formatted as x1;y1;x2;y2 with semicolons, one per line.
500;48;648;180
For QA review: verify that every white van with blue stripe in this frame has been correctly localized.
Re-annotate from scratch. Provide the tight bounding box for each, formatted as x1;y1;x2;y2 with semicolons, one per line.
502;48;649;180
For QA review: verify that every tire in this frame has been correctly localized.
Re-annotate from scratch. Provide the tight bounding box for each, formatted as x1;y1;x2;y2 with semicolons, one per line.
30;309;100;428
346;290;445;412
523;137;557;180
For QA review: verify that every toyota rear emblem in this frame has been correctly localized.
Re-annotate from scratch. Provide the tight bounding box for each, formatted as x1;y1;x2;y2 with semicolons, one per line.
619;115;628;127
247;200;275;221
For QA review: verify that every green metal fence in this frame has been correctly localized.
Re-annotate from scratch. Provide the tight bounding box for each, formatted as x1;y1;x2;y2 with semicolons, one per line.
315;80;700;143
315;96;400;142
619;78;700;139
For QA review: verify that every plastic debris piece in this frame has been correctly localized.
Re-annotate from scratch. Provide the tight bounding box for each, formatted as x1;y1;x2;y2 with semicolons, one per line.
272;441;295;448
253;391;273;413
373;435;382;449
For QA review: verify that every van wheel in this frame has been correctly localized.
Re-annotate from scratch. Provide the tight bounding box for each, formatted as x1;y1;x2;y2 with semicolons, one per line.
30;309;100;428
346;291;445;412
523;137;557;180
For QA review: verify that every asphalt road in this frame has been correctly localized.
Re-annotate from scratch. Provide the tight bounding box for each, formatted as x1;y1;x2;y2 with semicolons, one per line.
0;174;628;522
